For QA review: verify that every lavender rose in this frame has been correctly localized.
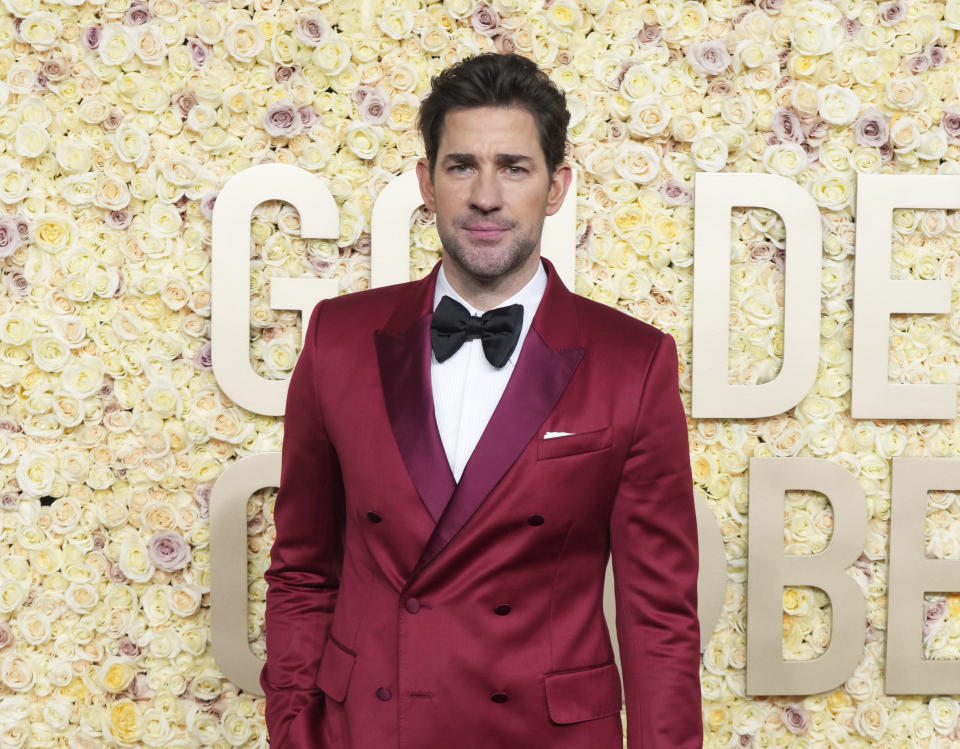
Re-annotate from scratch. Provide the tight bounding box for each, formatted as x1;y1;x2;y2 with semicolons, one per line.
298;106;317;130
907;54;929;74
4;272;27;300
294;11;329;46
941;108;960;142
923;598;949;639
129;672;154;700
0;621;11;649
117;637;140;657
105;210;131;230
200;191;218;221
771;107;804;144
263;100;301;138
123;1;152;26
757;0;783;13
41;56;69;81
878;0;905;25
0;216;23;259
83;26;102;50
102;109;123;132
108;563;127;583
841;17;861;37
186;37;208;67
195;484;212;519
929;45;947;68
637;24;661;45
193;342;212;370
275;65;297;83
659;178;692;206
172;89;198;119
471;3;500;36
781;704;810;735
686;39;731;76
853;108;890;147
148;530;192;571
357;86;391;125
493;33;517;54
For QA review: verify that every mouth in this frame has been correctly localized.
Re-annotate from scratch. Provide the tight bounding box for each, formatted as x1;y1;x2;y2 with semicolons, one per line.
462;223;511;241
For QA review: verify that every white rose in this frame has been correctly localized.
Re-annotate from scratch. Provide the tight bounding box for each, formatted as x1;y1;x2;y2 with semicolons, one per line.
114;121;151;166
818;84;860;126
59;173;96;207
14;123;48;158
890;116;920;152
809;173;853;210
691;131;728;171
312;37;350;75
19;11;61;50
917;128;948;161
929;696;959;735
224;20;264;63
628;100;670;138
614;142;661;184
54;138;92;173
31;331;72;372
345;122;382;160
763;143;808;177
135;24;167;65
99;24;134;66
377;7;413;39
620;63;660;103
790;22;838;55
118;535;155;583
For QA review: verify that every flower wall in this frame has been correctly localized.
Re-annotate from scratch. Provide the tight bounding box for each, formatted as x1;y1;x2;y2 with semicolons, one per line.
3;0;960;746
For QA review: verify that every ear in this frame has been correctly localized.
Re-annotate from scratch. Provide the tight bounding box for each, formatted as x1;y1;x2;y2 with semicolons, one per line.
544;162;572;217
416;158;436;212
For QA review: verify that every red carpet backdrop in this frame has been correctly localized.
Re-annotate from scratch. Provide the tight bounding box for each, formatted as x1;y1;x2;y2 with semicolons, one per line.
3;0;960;746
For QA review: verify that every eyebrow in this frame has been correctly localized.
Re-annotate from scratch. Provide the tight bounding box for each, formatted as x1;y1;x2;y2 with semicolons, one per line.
442;153;536;166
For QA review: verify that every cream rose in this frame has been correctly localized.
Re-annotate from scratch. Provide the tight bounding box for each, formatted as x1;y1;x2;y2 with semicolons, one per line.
19;11;61;50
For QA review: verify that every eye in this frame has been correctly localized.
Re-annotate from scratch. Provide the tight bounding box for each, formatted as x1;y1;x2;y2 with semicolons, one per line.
505;165;527;175
449;164;471;173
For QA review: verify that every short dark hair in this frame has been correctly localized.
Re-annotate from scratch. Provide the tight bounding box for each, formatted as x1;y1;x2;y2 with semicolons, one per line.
417;53;570;175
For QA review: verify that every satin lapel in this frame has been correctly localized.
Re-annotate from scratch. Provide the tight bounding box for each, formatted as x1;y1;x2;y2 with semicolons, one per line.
412;259;584;573
374;265;455;522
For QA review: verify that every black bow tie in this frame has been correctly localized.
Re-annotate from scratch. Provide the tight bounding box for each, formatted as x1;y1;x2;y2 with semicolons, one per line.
430;295;524;368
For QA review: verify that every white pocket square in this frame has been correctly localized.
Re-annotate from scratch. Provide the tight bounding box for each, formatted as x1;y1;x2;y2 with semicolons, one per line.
543;431;574;439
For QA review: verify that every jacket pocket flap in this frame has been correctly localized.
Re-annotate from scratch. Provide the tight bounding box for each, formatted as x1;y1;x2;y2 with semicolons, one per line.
537;427;612;461
315;637;357;702
544;661;622;725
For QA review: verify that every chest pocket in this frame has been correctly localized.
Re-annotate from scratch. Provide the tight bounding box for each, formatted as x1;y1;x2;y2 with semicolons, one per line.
537;426;612;461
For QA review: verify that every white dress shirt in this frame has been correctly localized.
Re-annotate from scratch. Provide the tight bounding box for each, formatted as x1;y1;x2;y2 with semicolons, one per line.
431;261;547;482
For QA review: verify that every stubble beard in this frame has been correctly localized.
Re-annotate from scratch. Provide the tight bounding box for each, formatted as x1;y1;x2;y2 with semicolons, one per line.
437;217;543;285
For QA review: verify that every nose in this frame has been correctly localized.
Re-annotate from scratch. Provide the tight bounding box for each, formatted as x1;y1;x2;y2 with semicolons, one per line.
469;168;502;213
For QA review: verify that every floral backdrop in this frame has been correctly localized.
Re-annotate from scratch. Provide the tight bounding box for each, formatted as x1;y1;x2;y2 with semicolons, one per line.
3;0;960;745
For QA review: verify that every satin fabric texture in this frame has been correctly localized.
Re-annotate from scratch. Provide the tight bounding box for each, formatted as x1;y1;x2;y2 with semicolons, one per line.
261;258;702;749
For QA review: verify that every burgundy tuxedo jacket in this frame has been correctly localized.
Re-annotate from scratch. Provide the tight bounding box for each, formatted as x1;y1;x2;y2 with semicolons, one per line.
261;258;701;748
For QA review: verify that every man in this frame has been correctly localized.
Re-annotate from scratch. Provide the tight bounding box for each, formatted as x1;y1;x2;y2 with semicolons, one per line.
261;53;701;748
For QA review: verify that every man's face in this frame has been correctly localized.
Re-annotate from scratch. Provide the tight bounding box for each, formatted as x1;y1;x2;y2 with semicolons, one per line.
416;106;571;288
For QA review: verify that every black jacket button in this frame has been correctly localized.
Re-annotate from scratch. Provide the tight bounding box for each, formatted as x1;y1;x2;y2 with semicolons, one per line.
494;604;511;615
527;514;544;525
367;511;382;523
491;692;508;703
376;687;392;701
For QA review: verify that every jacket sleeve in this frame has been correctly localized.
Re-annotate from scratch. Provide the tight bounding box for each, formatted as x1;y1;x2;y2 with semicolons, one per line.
261;300;346;747
610;332;702;749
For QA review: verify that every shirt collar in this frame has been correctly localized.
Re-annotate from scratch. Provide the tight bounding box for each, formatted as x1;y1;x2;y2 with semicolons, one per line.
433;260;547;366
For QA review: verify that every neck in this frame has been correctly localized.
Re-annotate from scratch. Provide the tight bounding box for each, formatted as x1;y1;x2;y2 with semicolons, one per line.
441;254;541;312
